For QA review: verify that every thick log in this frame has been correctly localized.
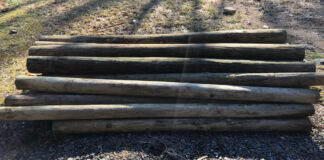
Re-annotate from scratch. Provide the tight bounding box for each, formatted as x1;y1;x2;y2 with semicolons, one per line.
0;103;314;120
52;118;312;133
15;76;320;103
4;94;222;106
71;72;324;87
39;29;287;43
26;56;316;75
28;43;304;60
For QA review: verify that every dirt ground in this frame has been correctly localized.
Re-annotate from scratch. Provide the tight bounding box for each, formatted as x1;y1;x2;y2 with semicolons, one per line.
0;0;324;159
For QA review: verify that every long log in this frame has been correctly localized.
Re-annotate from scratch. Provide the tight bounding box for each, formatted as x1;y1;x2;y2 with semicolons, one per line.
28;43;304;60
0;103;314;120
26;56;316;75
4;94;222;106
39;29;287;43
15;76;320;103
71;72;324;87
52;118;312;133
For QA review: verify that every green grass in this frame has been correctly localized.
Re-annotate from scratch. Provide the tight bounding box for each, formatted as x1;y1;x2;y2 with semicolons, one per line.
306;50;324;59
228;13;242;24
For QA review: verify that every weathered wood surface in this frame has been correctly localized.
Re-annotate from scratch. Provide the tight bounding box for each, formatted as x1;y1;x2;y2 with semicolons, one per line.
39;29;287;43
27;56;316;75
52;118;312;133
28;43;304;60
71;72;324;87
4;94;222;106
15;76;320;103
0;103;314;120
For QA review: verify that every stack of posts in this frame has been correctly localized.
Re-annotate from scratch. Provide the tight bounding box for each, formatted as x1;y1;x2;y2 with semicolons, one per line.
1;29;323;133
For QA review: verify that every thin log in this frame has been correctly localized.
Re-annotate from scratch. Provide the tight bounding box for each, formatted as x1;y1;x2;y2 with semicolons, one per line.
26;56;316;75
39;29;287;43
4;94;222;106
70;72;324;87
0;103;314;120
28;43;305;60
15;76;320;103
52;118;312;133
35;41;86;45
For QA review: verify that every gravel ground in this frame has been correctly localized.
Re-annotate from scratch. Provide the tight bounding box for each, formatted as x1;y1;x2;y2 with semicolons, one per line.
0;119;323;160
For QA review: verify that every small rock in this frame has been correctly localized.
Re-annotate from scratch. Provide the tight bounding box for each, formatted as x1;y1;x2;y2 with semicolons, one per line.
313;58;324;65
96;18;104;21
9;30;17;34
223;7;236;15
262;25;270;29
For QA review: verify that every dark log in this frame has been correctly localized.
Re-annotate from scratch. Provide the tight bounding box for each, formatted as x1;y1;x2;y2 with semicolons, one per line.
15;76;320;103
52;118;312;133
39;29;287;43
28;43;304;60
27;56;316;75
4;94;221;106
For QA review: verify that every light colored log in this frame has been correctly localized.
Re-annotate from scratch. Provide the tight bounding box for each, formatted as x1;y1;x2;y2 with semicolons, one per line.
28;43;305;60
15;76;320;103
4;94;220;106
52;118;312;133
70;72;324;87
26;56;316;75
39;29;287;43
0;103;314;120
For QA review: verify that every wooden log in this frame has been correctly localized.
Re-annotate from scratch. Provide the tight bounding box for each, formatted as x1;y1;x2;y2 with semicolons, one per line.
71;72;324;87
35;41;85;45
0;103;314;120
52;118;312;133
15;76;320;103
39;29;287;43
26;56;316;75
28;43;305;60
4;94;222;106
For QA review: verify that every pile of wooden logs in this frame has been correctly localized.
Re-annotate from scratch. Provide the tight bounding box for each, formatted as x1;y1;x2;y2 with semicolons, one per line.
1;29;322;133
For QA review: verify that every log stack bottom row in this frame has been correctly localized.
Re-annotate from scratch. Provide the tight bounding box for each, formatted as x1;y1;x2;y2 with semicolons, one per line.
2;29;322;133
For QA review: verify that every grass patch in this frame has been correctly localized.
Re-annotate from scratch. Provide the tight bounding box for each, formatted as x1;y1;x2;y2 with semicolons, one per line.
228;13;242;24
306;50;324;59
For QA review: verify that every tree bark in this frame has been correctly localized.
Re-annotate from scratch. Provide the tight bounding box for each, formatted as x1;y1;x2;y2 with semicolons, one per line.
28;43;304;60
15;76;320;103
39;29;287;43
70;72;324;88
27;56;316;75
52;118;312;133
0;103;314;120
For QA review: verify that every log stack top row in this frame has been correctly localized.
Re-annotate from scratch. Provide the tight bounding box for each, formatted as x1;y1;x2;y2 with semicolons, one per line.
1;29;322;133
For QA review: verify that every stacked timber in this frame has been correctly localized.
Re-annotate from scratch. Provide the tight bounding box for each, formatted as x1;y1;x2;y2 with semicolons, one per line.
1;29;322;133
